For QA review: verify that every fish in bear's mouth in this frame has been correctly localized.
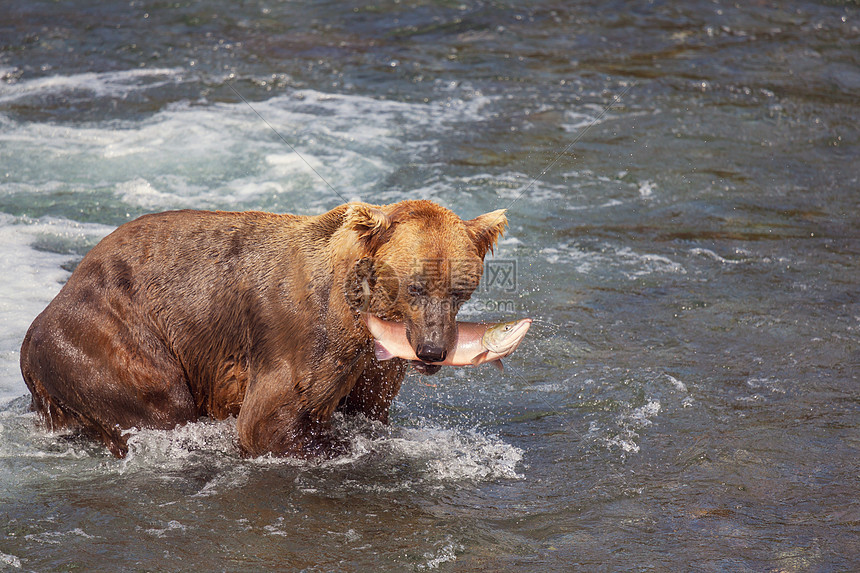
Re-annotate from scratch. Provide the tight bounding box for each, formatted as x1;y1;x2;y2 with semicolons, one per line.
362;313;532;374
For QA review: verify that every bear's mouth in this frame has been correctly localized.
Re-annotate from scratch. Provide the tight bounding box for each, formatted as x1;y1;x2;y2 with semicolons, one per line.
361;313;445;375
410;361;442;375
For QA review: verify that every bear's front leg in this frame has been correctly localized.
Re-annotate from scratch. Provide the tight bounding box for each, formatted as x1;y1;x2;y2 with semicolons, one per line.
235;366;353;459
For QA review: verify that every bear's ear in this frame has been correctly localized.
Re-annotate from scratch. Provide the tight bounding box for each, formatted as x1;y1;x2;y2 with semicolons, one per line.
345;203;393;251
465;209;507;258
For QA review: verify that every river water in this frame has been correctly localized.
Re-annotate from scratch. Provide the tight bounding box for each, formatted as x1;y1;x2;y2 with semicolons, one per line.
1;1;858;571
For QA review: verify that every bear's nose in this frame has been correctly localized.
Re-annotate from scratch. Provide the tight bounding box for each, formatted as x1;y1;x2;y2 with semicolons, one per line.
415;345;447;363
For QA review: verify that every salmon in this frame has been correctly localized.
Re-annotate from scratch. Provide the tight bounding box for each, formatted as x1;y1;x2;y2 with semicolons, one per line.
362;313;531;372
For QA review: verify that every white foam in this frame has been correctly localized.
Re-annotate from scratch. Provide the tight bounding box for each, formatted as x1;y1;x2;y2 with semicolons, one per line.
143;520;187;538
745;377;786;395
89;413;524;486
0;84;503;215
562;102;615;132
666;375;693;408
628;399;661;426
0;68;183;104
344;420;524;482
600;198;624;208
690;247;745;265
115;177;188;210
0;552;21;568
264;520;290;537
421;427;524;481
542;241;685;279
638;180;656;199
24;527;97;545
119;417;241;474
420;538;463;570
596;399;662;455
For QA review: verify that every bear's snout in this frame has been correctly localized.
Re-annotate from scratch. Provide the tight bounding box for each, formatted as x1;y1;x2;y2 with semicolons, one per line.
415;344;447;363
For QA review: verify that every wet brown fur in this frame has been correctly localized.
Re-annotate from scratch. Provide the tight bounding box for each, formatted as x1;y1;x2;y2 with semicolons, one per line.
19;200;506;459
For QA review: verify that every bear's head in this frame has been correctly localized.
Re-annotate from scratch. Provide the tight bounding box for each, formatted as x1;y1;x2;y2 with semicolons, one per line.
344;200;507;375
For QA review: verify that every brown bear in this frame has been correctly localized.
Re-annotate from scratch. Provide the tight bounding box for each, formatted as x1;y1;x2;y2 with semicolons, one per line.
20;200;507;459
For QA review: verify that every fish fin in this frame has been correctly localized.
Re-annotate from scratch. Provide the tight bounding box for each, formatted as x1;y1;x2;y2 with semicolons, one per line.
471;350;489;366
492;360;504;373
374;341;395;361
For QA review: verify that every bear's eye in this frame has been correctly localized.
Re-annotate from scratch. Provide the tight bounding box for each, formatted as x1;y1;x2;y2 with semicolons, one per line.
407;284;426;297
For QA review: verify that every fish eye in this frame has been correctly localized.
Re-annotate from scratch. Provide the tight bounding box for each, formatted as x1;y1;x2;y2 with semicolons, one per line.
407;284;426;297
